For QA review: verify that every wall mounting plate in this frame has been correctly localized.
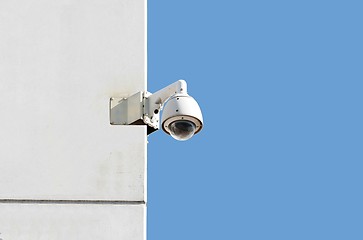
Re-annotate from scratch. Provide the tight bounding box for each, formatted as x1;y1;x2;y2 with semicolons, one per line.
110;93;158;135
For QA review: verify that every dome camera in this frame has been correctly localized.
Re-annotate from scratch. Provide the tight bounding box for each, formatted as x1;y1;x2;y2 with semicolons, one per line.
111;80;203;141
162;94;203;141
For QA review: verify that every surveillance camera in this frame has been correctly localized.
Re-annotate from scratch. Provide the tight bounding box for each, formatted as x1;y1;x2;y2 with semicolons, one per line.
111;80;203;141
161;94;203;141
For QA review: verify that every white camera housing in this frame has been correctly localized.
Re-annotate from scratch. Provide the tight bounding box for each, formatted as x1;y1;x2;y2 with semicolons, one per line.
110;80;203;141
161;94;203;141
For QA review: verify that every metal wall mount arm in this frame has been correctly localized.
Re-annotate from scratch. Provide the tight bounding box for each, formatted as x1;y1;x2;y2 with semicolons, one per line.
110;80;188;135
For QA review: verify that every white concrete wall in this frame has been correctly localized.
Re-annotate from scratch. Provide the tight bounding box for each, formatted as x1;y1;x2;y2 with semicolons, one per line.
0;204;145;240
0;0;146;238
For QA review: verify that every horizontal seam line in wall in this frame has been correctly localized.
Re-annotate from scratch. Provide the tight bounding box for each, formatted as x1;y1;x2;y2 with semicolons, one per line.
0;199;145;205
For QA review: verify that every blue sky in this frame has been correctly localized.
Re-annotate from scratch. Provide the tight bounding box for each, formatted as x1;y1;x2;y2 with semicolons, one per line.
147;1;363;239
